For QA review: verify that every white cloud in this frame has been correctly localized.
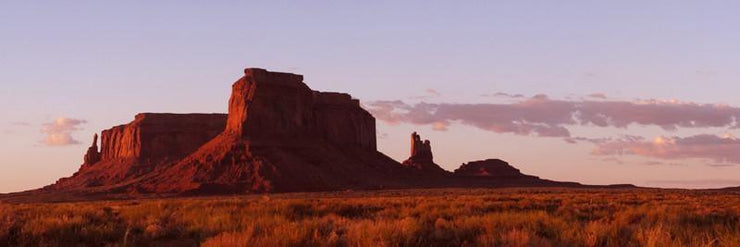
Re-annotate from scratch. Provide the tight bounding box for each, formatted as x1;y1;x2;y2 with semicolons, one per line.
40;117;87;146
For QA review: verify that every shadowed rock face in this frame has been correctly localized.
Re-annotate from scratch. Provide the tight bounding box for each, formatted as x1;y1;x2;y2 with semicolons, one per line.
407;132;433;163
82;134;101;166
313;92;376;150
401;132;448;175
454;159;538;179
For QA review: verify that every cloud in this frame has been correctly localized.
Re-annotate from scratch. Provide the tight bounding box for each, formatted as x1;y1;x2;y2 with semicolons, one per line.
592;134;740;164
11;122;31;126
426;89;441;97
564;136;611;144
641;161;685;166
483;92;525;98
411;89;443;100
40;117;87;146
432;121;449;131
600;157;625;165
367;95;740;137
587;93;607;99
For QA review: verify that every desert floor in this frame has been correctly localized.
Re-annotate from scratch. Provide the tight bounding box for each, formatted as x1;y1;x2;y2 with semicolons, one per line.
1;188;739;246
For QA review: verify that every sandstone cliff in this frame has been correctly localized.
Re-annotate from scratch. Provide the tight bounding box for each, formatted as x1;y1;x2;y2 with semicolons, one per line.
100;113;227;163
51;113;226;190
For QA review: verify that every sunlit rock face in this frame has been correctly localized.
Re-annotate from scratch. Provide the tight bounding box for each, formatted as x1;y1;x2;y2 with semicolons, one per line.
99;113;227;163
51;113;227;190
225;68;376;149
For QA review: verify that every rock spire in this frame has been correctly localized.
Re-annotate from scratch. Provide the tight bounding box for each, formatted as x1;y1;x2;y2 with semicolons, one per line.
82;134;101;166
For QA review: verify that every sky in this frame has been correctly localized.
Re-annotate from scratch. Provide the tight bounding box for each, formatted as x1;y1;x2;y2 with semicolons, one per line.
2;1;740;193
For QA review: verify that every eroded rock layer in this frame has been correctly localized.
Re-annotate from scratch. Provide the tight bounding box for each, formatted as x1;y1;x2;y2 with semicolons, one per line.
100;113;227;163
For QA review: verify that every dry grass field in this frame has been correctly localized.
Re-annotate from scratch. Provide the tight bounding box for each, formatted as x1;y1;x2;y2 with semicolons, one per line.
1;188;739;246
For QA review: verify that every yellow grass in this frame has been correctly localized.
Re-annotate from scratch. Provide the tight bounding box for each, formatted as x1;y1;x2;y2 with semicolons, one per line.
1;188;739;246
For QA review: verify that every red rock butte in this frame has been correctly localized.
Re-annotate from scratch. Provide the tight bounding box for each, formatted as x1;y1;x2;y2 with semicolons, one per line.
4;68;634;201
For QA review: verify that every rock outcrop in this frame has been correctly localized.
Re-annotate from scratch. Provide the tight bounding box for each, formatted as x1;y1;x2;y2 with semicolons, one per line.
454;159;539;179
82;134;101;166
224;69;376;148
407;132;433;163
51;113;227;190
100;113;227;164
137;68;407;194
401;132;448;175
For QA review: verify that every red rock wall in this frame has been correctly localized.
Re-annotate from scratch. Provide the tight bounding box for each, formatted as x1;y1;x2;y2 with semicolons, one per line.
100;113;227;163
226;68;377;149
226;68;314;138
313;92;377;150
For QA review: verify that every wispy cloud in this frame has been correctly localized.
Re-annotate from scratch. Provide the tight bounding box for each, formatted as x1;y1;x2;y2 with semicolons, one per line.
410;89;443;100
367;95;740;138
11;122;31;126
586;93;607;99
425;89;441;97
368;94;740;165
480;92;525;98
40;117;87;146
593;134;740;165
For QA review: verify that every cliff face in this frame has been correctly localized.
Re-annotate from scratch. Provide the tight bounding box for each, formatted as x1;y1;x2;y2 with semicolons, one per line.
313;92;376;150
225;69;314;138
51;113;227;190
224;68;376;149
100;113;227;163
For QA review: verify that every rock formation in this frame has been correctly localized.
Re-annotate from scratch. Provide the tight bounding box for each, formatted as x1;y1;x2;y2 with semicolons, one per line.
407;132;433;163
136;68;407;194
52;113;227;190
454;159;539;179
82;134;101;166
99;113;227;164
401;132;448;175
0;67;636;202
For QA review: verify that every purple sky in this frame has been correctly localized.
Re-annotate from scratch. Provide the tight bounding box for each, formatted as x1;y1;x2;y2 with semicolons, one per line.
2;1;740;192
